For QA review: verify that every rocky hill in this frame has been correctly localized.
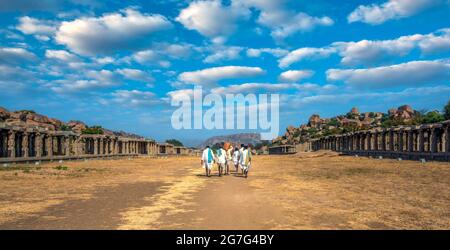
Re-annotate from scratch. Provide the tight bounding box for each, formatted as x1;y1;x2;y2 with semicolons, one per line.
0;106;144;139
198;133;262;149
273;104;447;145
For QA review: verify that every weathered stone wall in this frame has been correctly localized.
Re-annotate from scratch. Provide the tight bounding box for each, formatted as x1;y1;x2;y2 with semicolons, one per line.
310;120;450;161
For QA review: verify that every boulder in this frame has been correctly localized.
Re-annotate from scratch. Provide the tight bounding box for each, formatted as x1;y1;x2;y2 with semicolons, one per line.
350;107;359;115
308;114;321;128
67;120;87;133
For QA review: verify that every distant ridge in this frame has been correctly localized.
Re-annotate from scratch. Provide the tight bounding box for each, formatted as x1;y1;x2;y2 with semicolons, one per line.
197;133;262;148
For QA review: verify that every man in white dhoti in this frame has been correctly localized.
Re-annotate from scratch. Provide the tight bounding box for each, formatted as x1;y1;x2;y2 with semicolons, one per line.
215;145;227;177
225;144;233;175
238;144;245;175
232;147;240;174
241;145;252;178
201;146;214;177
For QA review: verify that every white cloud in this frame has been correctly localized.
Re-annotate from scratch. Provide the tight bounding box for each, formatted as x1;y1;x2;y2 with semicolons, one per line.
0;47;36;64
111;90;160;107
178;66;265;86
332;34;423;66
278;47;336;68
16;16;57;41
203;46;243;63
327;59;450;88
55;8;172;55
348;0;443;25
236;0;333;41
116;68;154;84
176;0;249;42
279;28;450;68
419;28;450;54
211;83;300;95
279;70;314;83
45;49;78;62
290;85;450;108
51;79;115;93
246;48;288;58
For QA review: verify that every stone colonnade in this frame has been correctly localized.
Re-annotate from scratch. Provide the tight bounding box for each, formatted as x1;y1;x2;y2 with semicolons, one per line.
0;125;162;163
311;120;450;161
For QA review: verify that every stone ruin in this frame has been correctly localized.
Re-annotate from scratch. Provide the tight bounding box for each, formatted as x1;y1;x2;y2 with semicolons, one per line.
310;120;450;161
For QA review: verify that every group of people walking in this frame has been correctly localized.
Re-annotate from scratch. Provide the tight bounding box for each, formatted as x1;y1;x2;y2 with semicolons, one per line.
201;143;252;178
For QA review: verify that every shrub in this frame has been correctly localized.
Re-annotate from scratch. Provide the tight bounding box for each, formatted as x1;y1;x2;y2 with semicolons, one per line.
81;126;103;135
54;165;68;171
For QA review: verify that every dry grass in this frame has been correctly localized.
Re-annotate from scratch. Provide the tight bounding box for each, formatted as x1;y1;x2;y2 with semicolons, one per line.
1;152;450;229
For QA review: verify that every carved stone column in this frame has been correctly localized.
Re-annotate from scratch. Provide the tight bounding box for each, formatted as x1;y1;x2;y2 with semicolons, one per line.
366;132;372;151
373;132;378;151
7;130;16;158
35;133;42;157
94;138;98;155
22;132;29;158
64;136;70;156
445;125;450;153
430;127;438;153
381;130;386;151
398;130;404;152
45;135;52;157
418;128;424;152
407;129;414;152
389;130;394;151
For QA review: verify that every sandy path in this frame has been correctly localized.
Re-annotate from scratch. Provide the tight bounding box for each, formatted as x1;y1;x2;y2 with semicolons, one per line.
0;161;278;229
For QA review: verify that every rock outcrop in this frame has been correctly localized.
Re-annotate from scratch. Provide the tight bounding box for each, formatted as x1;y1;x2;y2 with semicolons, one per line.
0;106;145;139
273;105;422;145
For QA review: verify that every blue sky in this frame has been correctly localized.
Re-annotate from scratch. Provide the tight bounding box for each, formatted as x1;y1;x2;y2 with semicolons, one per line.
0;0;449;146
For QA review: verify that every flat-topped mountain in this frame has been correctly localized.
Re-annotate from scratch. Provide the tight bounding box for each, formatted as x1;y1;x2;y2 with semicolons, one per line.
198;133;262;149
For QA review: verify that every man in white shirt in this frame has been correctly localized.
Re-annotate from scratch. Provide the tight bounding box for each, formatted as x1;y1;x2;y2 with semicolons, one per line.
241;145;252;178
215;145;227;177
238;144;245;175
232;147;240;174
201;146;214;177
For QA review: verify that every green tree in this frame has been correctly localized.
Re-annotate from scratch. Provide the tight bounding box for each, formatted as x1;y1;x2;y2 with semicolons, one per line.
444;100;450;120
422;111;445;124
166;139;183;146
326;118;340;127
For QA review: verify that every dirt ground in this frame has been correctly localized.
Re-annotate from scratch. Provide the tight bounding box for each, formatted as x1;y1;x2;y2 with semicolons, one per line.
1;151;450;229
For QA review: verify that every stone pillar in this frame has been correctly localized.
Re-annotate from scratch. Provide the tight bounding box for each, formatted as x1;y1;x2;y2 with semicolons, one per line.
418;129;424;152
22;132;29;158
366;132;372;151
7;130;16;158
407;130;414;152
430;128;438;153
64;136;70;156
445;125;450;153
398;130;404;152
106;139;110;155
46;135;53;157
94;138;98;155
35;133;42;157
53;136;59;155
381;131;386;151
389;130;394;151
373;132;378;151
99;138;104;155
